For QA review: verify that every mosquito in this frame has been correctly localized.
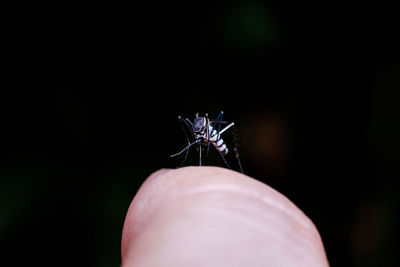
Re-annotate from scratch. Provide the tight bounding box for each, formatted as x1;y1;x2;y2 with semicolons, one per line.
170;111;243;173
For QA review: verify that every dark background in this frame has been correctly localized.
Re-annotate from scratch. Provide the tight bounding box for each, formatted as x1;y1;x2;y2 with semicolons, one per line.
1;1;399;266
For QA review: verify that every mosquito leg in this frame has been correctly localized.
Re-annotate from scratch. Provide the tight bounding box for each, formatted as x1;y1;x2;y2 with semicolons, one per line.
216;148;232;169
177;116;192;167
178;116;191;143
185;118;193;129
170;140;198;158
209;111;224;144
204;111;225;167
199;143;202;166
219;122;234;135
216;111;224;141
235;151;244;173
210;111;224;135
180;147;190;168
204;113;211;165
233;124;244;173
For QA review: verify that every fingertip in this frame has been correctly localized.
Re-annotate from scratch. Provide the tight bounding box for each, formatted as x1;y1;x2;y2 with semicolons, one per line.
121;167;329;266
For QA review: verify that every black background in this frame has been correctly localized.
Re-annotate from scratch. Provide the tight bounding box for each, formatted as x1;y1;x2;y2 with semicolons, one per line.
1;1;399;266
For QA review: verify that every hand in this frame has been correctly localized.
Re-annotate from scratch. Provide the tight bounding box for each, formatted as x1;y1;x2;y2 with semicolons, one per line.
121;167;329;266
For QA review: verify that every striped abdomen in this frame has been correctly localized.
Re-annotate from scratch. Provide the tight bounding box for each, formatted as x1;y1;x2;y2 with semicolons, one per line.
208;127;228;155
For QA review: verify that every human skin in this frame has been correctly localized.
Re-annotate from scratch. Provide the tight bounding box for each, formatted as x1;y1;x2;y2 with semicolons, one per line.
121;166;329;266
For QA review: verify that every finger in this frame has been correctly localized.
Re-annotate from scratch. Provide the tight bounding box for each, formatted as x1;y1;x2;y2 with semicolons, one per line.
121;167;329;267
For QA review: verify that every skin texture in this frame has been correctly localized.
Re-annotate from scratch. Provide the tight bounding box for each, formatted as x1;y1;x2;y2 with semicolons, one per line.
121;166;329;267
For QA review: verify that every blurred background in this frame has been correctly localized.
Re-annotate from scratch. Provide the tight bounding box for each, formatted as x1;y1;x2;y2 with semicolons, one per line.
1;1;398;266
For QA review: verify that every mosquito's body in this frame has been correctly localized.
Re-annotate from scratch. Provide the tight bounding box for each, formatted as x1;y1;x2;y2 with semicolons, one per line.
207;124;228;154
171;111;243;173
191;117;231;155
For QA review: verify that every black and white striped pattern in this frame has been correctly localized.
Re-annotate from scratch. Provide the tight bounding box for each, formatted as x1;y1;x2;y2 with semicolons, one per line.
208;126;228;154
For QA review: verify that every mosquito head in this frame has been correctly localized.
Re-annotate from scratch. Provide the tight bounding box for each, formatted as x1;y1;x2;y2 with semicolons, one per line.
193;116;206;133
